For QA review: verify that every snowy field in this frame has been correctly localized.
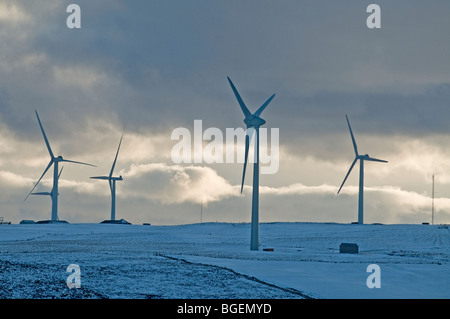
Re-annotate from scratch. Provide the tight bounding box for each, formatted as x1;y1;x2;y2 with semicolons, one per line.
0;222;448;299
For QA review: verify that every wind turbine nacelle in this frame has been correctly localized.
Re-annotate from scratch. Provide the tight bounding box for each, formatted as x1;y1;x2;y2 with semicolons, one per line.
244;116;266;128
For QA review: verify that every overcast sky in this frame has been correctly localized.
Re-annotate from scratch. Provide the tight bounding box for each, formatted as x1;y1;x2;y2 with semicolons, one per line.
1;0;450;225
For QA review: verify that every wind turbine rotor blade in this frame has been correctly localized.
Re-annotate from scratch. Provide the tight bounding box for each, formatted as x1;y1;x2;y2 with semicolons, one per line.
31;192;51;196
109;179;113;194
109;135;123;178
61;159;96;167
227;76;252;119
337;158;358;194
345;114;359;156
366;157;388;163
90;176;110;180
25;160;53;201
240;128;256;193
254;93;276;117
241;133;250;194
35;110;54;159
58;166;64;180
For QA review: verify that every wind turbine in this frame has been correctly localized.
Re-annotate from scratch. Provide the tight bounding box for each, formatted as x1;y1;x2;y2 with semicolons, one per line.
90;135;123;222
337;114;388;224
25;110;96;223
227;76;276;250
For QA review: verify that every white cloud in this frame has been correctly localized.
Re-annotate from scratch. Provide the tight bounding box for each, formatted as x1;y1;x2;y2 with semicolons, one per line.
260;183;337;196
52;65;108;90
121;163;239;205
0;2;29;24
0;170;32;188
258;181;440;215
388;137;450;183
59;178;104;195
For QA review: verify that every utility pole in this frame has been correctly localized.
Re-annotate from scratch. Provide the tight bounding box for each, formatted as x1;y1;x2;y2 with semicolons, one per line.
432;174;435;225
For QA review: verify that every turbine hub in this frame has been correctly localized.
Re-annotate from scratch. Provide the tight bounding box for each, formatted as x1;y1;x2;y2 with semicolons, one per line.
244;116;266;128
358;154;370;160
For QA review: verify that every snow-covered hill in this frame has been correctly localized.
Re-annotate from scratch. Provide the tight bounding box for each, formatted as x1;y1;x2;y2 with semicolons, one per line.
0;222;448;299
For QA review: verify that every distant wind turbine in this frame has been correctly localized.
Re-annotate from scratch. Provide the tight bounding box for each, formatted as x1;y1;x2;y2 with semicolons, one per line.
31;166;64;202
227;76;276;250
337;114;388;224
90;135;123;222
25;110;96;222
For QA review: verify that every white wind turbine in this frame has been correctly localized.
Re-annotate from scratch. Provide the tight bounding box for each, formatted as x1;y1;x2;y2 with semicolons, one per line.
227;76;276;250
25;110;96;223
90;135;123;222
337;114;388;224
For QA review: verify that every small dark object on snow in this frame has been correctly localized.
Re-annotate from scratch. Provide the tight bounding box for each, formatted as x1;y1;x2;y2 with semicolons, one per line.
20;220;36;224
100;219;131;225
36;220;69;224
339;243;359;254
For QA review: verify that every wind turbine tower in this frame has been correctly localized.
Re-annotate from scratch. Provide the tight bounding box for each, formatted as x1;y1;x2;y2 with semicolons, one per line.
25;110;96;223
337;114;388;224
227;76;276;250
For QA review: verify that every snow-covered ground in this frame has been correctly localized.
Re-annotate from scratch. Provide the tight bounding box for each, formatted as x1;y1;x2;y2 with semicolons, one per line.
0;222;448;299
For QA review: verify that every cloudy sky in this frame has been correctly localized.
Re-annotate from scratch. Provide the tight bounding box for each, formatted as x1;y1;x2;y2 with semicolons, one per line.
1;0;450;225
